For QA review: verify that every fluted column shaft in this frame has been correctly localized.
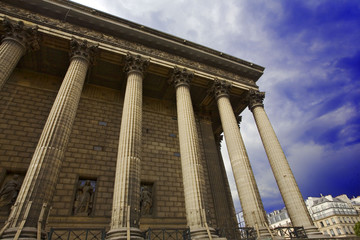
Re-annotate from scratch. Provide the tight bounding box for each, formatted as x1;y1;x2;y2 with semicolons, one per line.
170;68;221;239
176;84;205;228
0;39;25;90
252;106;312;226
0;19;39;91
107;54;148;240
212;80;269;237
1;39;97;240
111;71;142;228
248;90;322;238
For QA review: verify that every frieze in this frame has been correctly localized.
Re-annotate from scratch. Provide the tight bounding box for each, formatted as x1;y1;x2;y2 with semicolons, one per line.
0;2;256;86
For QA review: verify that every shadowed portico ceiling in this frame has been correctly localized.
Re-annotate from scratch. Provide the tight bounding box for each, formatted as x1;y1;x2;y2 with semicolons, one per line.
2;22;249;136
16;34;246;101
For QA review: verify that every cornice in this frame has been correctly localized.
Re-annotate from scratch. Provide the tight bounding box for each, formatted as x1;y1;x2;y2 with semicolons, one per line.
48;0;264;72
0;0;263;87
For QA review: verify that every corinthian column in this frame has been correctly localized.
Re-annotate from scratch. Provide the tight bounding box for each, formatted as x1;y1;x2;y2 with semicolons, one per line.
169;68;222;239
0;18;39;91
107;54;149;240
211;80;271;237
247;90;323;238
0;39;97;240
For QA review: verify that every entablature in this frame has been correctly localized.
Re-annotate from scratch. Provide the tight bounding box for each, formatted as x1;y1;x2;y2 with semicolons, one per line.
0;1;260;137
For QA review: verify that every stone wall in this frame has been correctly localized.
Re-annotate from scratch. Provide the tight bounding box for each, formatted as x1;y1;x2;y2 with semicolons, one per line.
0;69;234;230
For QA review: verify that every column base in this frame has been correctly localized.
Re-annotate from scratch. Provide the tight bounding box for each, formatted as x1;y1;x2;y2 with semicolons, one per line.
106;227;144;240
303;225;326;239
190;226;226;239
0;226;45;240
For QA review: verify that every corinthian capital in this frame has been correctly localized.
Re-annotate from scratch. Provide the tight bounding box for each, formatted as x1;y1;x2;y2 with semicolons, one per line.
124;53;150;76
169;67;194;89
69;38;98;64
2;18;39;51
211;78;232;100
247;89;265;111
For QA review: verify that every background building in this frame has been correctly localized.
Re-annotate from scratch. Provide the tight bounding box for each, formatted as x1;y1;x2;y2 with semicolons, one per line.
236;211;245;228
306;194;359;238
351;196;360;215
265;194;360;238
267;208;292;229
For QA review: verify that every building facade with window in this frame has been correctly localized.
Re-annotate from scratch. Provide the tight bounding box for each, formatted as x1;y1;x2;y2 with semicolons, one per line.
235;211;245;228
267;208;292;228
350;196;360;215
306;194;360;238
0;0;324;239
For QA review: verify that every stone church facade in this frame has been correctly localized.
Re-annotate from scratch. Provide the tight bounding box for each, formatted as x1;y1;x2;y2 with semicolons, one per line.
0;0;323;239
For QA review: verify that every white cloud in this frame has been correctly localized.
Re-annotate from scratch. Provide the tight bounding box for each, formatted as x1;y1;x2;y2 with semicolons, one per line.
71;0;360;213
316;103;356;126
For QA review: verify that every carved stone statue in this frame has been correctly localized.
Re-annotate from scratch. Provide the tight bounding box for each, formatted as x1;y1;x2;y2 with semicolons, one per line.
0;174;21;214
140;185;152;215
74;180;94;216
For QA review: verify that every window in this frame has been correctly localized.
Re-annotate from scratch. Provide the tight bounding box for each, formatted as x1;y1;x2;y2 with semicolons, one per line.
320;221;324;227
325;219;330;226
330;229;335;236
336;228;342;235
331;218;336;224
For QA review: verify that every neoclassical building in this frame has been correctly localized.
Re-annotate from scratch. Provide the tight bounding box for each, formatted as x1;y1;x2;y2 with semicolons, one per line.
0;0;323;239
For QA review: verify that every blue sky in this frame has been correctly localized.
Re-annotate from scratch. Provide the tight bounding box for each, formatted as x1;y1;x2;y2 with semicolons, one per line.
71;0;360;213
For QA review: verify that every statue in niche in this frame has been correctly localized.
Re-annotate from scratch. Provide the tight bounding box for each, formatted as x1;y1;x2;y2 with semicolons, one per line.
0;174;22;214
140;185;152;216
74;180;95;216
